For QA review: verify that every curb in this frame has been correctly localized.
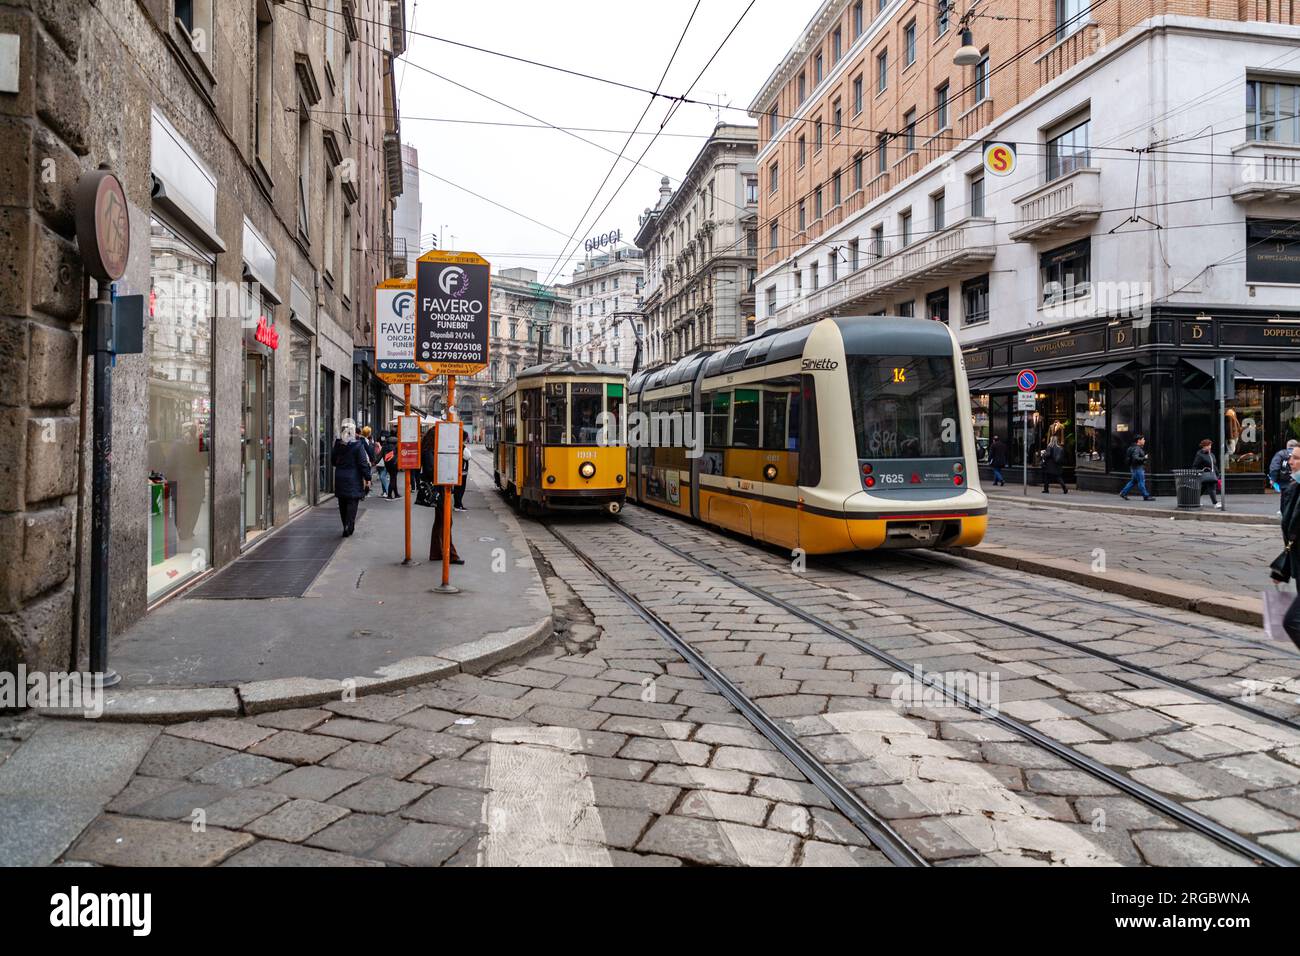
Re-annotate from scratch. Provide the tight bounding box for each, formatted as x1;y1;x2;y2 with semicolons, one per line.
953;544;1264;627
41;463;556;724
986;492;1279;527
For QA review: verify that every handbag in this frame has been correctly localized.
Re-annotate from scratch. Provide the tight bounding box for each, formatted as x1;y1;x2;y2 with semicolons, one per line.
1270;549;1292;583
1262;587;1295;644
414;478;437;508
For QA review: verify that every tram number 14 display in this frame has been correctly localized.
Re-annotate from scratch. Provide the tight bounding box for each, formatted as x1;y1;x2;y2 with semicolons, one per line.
892;367;907;383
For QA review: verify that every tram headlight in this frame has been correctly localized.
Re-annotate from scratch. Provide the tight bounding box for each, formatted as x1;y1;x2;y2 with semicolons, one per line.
546;475;556;484
953;462;964;474
616;474;624;484
763;464;778;481
579;461;597;479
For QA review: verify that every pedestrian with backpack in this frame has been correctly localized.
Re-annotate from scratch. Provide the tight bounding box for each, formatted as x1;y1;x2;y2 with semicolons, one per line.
1119;435;1155;501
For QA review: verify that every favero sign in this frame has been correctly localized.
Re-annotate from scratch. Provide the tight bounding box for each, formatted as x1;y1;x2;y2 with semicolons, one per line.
374;278;426;384
415;250;490;376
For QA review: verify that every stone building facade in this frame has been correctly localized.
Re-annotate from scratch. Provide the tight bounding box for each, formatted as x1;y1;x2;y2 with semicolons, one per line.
0;0;403;675
446;267;573;440
634;123;759;369
567;246;644;371
749;0;1300;492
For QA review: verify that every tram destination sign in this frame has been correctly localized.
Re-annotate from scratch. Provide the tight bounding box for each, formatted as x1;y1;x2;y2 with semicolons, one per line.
415;250;491;376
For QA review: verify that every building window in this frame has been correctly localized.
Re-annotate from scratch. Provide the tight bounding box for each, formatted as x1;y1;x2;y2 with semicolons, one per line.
746;230;757;257
896;299;914;318
935;82;949;130
853;1;864;38
904;20;916;66
1041;238;1091;304
833;169;843;206
815;51;823;84
877;50;888;93
975;51;990;102
871;224;884;258
746;176;759;203
962;274;989;325
815;186;823;219
1046;115;1091;182
849;238;860;271
769;161;778;193
770;107;778;137
833;100;842;137
341;205;351;292
811;261;820;290
904;109;916;152
770;220;779;251
1245;219;1300;283
175;0;214;68
970;174;985;218
932;191;945;232
1056;0;1091;41
1247;78;1300;143
254;1;273;163
798;135;806;167
833;28;843;63
766;286;777;317
900;209;912;246
297;107;311;241
798;71;806;103
147;216;214;602
853;75;864;114
798;201;806;231
937;0;951;36
815;119;823;152
853;152;864;191
877;133;889;173
829;250;838;283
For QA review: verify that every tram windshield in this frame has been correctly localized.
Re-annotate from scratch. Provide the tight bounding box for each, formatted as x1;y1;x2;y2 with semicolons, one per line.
848;355;961;459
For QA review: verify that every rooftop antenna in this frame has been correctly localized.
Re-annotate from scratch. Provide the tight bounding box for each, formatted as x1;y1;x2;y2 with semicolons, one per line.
700;91;730;125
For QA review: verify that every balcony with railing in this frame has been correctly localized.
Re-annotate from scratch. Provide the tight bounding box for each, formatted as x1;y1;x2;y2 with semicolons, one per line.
1009;167;1102;242
1230;141;1300;204
770;218;996;326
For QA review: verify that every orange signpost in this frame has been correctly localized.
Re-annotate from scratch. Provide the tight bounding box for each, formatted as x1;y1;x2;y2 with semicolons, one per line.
415;250;489;593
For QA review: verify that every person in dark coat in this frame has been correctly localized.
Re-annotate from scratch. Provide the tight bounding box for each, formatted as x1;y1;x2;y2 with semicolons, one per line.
381;431;401;499
1040;437;1067;494
421;425;462;564
331;419;370;536
1273;444;1300;647
988;435;1008;486
1192;438;1221;509
1119;435;1154;501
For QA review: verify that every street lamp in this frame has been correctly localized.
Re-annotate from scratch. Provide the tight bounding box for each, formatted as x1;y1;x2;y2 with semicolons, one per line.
953;27;981;66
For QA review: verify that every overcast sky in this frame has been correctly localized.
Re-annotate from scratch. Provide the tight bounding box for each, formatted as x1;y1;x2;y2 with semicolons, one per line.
394;0;822;286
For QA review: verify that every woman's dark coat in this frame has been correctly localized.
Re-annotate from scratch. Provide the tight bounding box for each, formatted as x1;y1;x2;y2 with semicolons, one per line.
332;438;371;500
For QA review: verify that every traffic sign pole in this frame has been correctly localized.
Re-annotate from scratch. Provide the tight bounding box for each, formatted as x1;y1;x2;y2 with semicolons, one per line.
404;384;411;565
1016;369;1037;497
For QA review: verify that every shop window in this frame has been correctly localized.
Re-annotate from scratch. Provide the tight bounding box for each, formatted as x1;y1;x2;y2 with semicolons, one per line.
1225;384;1264;474
971;392;990;462
1245;218;1300;284
289;327;312;513
147;216;214;602
1108;383;1136;472
1074;382;1107;472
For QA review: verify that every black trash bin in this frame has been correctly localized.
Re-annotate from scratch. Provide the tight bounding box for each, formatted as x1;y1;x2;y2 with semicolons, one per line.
1173;469;1202;509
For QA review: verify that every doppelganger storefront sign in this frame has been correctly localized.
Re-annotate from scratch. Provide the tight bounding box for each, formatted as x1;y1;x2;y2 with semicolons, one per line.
415;251;491;376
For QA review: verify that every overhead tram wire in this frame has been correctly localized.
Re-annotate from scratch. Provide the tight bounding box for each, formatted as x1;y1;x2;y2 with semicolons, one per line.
538;0;704;289
543;0;761;288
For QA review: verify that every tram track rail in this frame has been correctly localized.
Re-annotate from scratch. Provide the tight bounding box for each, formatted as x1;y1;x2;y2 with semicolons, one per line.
605;510;1294;867
899;548;1300;662
541;521;927;867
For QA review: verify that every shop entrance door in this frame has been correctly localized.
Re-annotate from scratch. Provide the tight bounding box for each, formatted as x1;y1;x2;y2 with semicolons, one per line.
319;367;335;494
242;351;272;543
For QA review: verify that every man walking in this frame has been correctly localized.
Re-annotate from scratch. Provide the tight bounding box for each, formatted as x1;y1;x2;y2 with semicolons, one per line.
1119;434;1154;501
1040;436;1067;494
989;435;1008;487
1269;439;1298;514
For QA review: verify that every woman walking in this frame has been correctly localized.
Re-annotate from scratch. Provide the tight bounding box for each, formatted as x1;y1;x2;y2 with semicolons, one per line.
331;419;371;536
1040;436;1067;494
381;431;401;499
1272;444;1300;648
1193;438;1222;509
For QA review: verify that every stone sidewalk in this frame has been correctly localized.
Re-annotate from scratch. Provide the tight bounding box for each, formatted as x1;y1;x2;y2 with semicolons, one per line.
985;484;1282;524
87;459;552;720
961;494;1284;626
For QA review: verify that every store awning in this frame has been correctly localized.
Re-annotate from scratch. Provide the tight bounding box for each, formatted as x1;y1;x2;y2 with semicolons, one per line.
971;373;1020;392
1079;360;1132;381
1235;359;1300;382
1030;364;1107;387
1182;357;1300;382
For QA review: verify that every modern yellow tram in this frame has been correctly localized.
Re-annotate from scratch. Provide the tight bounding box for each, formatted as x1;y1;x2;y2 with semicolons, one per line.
488;360;628;515
626;316;988;553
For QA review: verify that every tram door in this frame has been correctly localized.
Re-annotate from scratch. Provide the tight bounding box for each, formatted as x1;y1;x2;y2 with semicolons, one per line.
522;387;544;497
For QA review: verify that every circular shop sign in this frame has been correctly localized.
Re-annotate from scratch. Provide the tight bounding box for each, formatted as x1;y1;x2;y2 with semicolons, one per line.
75;170;131;282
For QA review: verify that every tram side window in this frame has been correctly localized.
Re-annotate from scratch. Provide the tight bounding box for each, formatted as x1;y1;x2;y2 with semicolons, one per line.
571;382;603;444
606;383;624;444
761;387;793;451
705;391;730;449
504;400;517;443
732;389;760;448
522;388;542;443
